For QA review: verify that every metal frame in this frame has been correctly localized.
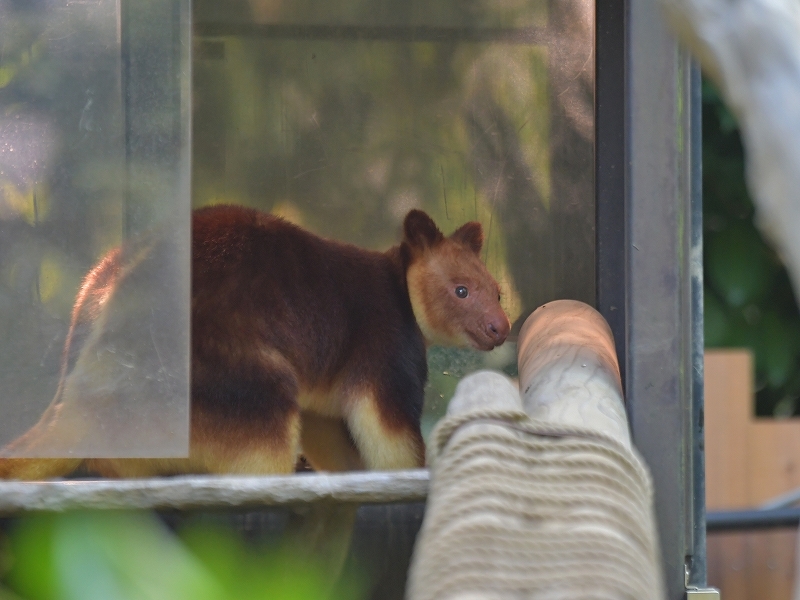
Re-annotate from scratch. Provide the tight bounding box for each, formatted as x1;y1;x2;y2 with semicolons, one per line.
596;0;705;597
707;508;800;532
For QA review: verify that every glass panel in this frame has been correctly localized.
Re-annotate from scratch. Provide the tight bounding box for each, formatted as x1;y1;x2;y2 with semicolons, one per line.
193;0;594;438
0;0;191;457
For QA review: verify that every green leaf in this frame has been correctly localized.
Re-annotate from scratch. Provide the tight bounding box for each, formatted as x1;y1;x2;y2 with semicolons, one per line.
755;312;800;389
3;514;59;600
703;288;730;347
707;223;777;307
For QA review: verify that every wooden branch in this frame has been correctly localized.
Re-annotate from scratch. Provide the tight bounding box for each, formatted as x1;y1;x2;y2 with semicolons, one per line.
659;0;800;301
0;469;429;515
517;299;630;448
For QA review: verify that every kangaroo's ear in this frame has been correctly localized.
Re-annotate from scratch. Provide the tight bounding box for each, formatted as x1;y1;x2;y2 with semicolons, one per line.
403;210;444;251
450;221;483;254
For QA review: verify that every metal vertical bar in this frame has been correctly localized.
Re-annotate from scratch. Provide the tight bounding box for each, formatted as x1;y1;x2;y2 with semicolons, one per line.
595;0;628;385
626;0;699;597
688;60;707;590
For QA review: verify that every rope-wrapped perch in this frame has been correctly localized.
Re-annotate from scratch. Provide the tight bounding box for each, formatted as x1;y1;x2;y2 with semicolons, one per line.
407;300;665;599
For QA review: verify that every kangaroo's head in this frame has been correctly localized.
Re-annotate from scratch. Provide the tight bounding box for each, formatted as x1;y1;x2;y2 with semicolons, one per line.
401;210;510;351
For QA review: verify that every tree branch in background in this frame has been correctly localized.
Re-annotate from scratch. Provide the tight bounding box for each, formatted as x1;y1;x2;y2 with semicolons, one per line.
660;0;800;302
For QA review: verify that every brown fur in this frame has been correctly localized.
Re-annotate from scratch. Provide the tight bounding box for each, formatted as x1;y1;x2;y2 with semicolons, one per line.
0;206;509;479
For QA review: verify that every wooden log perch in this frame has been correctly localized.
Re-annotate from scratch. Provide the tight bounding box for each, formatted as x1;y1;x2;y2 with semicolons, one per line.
0;470;429;515
517;299;629;448
408;300;664;600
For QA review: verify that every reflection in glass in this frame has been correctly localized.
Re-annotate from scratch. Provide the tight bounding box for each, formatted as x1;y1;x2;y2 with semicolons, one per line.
0;0;191;457
193;0;594;436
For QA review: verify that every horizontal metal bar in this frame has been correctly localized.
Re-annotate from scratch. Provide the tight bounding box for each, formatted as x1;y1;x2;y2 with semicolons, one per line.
706;508;800;532
759;486;800;510
193;22;548;45
0;470;429;514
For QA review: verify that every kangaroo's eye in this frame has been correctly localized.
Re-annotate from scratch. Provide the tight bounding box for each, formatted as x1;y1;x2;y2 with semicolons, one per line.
455;286;469;299
498;293;501;302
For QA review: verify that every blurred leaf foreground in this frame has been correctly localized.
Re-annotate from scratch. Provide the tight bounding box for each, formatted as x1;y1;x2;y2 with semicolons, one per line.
0;511;364;600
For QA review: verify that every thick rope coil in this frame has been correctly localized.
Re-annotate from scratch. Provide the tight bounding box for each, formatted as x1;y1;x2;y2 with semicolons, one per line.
407;371;665;600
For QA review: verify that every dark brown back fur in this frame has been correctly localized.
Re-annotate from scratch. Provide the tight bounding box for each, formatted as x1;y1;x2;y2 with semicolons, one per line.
0;205;509;478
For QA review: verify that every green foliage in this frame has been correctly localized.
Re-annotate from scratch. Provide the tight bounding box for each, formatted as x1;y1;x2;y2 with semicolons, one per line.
0;512;363;600
706;223;777;308
702;78;800;416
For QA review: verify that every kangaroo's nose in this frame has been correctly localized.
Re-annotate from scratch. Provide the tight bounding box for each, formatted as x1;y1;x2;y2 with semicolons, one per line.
487;316;510;344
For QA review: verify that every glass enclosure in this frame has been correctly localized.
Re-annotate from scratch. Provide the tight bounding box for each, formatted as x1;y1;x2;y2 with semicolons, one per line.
193;0;595;436
0;0;593;457
0;0;191;457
